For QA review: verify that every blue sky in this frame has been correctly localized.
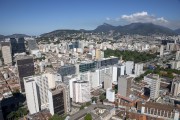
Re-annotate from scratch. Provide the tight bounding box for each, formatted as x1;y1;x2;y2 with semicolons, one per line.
0;0;180;35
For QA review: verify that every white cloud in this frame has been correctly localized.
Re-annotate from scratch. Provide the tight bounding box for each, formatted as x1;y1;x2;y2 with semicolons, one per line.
106;17;110;21
156;17;168;23
106;11;180;29
121;11;168;24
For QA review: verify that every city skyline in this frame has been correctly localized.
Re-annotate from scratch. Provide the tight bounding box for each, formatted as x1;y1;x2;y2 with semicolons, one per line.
0;0;180;35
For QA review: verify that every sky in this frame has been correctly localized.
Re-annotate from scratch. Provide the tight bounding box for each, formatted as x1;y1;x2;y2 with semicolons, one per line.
0;0;180;35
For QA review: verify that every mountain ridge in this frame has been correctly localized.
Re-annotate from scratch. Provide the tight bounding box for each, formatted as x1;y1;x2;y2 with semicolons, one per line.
1;23;179;37
41;22;177;37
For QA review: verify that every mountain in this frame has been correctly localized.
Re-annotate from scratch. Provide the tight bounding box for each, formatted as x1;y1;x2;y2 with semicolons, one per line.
94;23;176;35
0;35;5;39
115;23;176;35
94;23;116;33
6;34;30;38
174;28;180;34
40;22;177;37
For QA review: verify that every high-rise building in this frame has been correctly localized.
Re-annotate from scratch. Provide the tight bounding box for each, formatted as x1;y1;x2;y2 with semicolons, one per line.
96;57;119;68
10;38;18;56
171;77;180;97
160;45;164;57
144;74;160;100
104;73;112;89
48;84;70;116
24;76;40;114
90;69;100;89
17;38;26;53
95;49;101;60
73;80;91;103
79;61;96;73
117;65;125;77
118;76;132;97
99;66;113;85
1;42;12;65
106;88;115;102
125;61;134;75
16;56;35;92
112;66;117;83
28;38;38;50
176;51;180;60
134;63;144;77
10;37;26;54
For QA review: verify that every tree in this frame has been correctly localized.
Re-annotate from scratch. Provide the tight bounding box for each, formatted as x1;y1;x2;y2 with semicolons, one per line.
80;105;85;110
99;94;106;103
49;114;63;120
86;102;91;106
84;113;92;120
91;97;97;103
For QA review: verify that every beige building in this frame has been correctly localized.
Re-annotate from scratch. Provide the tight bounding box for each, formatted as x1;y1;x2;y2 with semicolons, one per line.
1;42;12;65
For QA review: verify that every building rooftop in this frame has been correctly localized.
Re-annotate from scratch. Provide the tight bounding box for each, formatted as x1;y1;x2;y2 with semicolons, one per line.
145;74;160;80
25;109;52;120
69;104;114;120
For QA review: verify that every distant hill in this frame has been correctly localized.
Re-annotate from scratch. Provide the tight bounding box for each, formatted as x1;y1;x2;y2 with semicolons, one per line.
40;30;85;37
94;23;116;33
174;28;180;34
114;23;176;35
41;22;177;37
94;22;176;35
6;34;30;38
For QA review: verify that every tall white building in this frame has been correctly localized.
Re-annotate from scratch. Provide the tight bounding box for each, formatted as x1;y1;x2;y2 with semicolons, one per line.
112;66;117;83
171;77;180;97
144;74;160;100
160;45;164;57
134;63;143;76
90;69;100;89
106;88;115;102
176;51;180;60
125;61;134;75
117;65;125;76
68;76;78;98
35;75;49;110
1;42;12;65
73;80;91;103
104;73;112;89
24;76;39;114
99;66;113;85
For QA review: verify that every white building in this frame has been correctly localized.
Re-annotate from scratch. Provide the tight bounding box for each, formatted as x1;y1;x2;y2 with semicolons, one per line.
73;80;91;103
1;42;12;65
160;45;164;57
134;63;143;76
176;51;180;60
34;73;57;110
24;76;39;114
90;69;100;89
68;76;78;98
106;88;115;102
112;66;117;83
171;77;180;97
117;65;125;76
144;74;160;100
125;61;134;75
80;71;91;82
